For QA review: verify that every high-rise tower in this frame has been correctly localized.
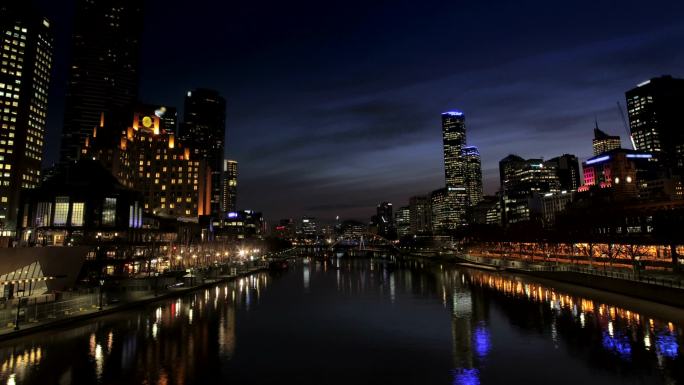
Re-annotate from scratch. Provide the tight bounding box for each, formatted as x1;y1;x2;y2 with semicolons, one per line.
59;0;143;163
180;89;226;217
0;3;53;232
461;146;483;206
440;111;468;228
222;159;238;214
592;124;621;156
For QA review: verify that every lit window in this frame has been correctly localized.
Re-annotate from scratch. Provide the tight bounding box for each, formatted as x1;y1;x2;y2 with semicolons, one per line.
102;197;116;226
71;202;84;227
54;196;69;226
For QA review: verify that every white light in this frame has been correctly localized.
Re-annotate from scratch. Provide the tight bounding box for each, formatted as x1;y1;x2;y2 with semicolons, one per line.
626;176;633;183
614;177;620;184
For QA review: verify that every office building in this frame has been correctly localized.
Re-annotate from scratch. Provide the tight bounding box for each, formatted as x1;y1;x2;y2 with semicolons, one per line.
0;3;53;233
394;206;410;238
60;0;143;163
180;89;226;217
580;149;656;201
409;195;431;234
222;159;238;214
626;75;684;174
592;125;621;156
462;146;483;206
372;201;394;238
441;111;469;227
499;155;561;225
299;217;317;240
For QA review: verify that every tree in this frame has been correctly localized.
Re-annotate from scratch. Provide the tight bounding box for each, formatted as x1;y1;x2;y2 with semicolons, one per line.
599;243;624;270
623;244;649;278
576;242;598;268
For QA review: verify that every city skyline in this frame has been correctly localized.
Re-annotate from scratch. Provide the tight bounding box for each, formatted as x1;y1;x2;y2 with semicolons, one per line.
33;0;684;221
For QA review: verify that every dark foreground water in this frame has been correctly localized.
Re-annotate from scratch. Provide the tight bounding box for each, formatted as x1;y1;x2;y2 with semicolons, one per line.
0;258;683;385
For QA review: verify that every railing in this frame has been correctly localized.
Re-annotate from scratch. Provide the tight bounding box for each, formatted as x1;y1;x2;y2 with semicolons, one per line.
460;253;684;290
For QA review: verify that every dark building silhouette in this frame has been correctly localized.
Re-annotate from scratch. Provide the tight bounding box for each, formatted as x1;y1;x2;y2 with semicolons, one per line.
180;89;227;217
547;154;580;192
371;201;394;238
0;3;53;233
59;0;143;163
626;75;684;175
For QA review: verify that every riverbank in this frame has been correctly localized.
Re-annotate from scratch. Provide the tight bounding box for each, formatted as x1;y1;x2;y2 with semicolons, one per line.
0;265;267;342
450;253;684;308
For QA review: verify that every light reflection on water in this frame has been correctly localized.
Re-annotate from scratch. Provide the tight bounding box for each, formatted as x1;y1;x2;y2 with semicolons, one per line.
0;260;681;385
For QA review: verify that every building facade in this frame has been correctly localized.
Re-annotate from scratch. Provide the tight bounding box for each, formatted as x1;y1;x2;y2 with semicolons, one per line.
82;106;212;220
592;126;621;156
441;111;468;227
180;89;226;217
547;154;580;192
60;0;143;163
462;146;483;207
626;75;684;175
222;159;238;214
409;195;431;234
0;3;53;233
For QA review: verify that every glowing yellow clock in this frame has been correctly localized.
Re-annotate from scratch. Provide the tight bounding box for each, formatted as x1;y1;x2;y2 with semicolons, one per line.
142;116;153;128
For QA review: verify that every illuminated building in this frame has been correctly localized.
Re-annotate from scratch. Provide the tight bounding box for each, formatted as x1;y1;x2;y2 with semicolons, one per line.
0;4;53;234
180;89;226;217
592;125;621;156
626;75;684;175
409;195;431;234
18;159;143;246
546;154;580;192
430;188;451;233
580;149;655;201
273;218;295;240
82;106;212;220
221;159;238;214
394;206;410;238
299;217;317;240
472;196;501;226
441;111;469;227
60;0;143;163
499;155;561;225
462;146;483;207
214;210;264;240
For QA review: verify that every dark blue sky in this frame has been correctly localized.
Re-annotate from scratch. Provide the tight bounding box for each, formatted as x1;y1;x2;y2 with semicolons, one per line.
37;0;684;222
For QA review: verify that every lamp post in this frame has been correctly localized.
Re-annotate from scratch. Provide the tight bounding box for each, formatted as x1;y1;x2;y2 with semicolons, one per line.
14;289;25;331
98;279;105;310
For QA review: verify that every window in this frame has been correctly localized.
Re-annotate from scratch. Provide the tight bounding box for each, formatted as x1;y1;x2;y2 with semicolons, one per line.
34;201;51;227
71;202;84;227
102;198;116;226
53;196;69;226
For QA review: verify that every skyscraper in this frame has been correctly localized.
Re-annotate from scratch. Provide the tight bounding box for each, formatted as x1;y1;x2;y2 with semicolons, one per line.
409;195;431;234
59;0;143;163
626;75;684;175
441;111;468;228
461;146;483;206
592;125;621;156
0;3;53;233
222;159;238;214
180;89;227;217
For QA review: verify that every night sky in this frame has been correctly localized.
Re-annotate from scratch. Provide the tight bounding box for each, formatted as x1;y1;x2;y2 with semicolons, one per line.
34;0;684;222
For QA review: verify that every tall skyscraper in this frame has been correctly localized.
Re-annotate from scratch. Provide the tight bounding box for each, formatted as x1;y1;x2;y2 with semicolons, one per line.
626;75;684;175
180;89;227;217
394;206;410;238
441;111;468;228
222;159;238;214
0;3;53;233
59;0;143;163
461;146;483;206
592;125;621;156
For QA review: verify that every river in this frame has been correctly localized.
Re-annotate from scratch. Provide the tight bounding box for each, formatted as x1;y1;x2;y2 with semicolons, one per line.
0;257;682;384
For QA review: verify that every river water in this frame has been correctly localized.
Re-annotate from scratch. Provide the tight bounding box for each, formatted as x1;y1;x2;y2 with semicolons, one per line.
0;258;682;385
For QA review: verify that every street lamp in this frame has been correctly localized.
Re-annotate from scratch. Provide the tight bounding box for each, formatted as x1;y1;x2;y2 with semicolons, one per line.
14;289;25;331
99;279;105;310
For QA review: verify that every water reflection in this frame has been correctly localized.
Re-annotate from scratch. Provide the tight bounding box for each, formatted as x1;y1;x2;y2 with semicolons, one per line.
0;260;681;385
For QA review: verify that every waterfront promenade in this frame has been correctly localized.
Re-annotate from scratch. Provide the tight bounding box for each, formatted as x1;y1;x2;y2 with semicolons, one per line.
0;263;268;341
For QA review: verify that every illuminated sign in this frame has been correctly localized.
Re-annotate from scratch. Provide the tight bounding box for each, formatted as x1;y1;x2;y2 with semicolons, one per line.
227;212;238;218
142;116;153;128
626;153;652;159
442;110;464;117
585;155;610;165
